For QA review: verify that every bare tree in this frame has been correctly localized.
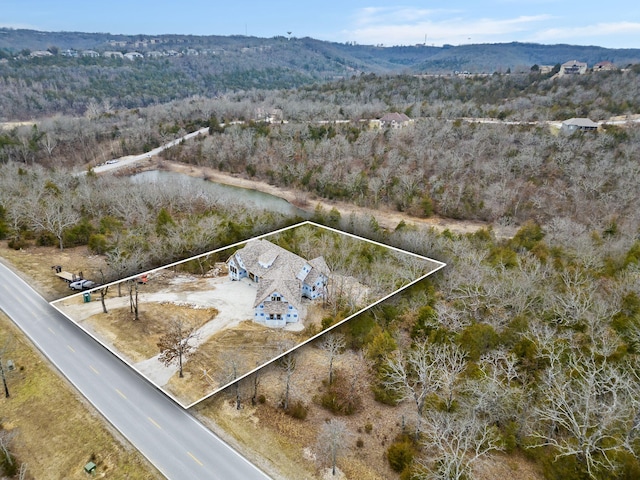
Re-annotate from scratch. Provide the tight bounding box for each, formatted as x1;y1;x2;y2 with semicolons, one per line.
279;352;297;411
98;269;109;314
27;195;80;250
106;245;143;297
317;419;350;476
0;427;17;468
127;279;140;320
250;369;261;406
416;411;503;480
320;332;345;385
383;341;467;438
219;354;243;410
157;318;199;378
529;351;639;478
382;340;439;439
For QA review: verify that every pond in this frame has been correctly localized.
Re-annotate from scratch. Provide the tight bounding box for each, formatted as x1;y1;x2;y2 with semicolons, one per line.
130;170;309;218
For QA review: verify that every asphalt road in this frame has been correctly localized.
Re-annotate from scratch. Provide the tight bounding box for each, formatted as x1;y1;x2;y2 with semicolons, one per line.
0;262;271;480
92;127;210;174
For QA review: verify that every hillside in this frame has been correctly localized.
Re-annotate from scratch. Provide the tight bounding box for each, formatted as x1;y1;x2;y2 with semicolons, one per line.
2;28;640;120
2;29;640;73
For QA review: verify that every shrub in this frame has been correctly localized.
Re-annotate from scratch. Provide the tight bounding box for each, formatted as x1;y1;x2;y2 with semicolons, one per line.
63;218;95;246
364;422;373;434
510;220;545;251
0;205;8;240
36;231;57;247
285;400;308;420
88;233;109;254
0;452;18;476
457;322;499;361
356;438;364;448
257;394;266;404
387;437;415;473
8;237;29;250
372;382;403;406
318;374;362;415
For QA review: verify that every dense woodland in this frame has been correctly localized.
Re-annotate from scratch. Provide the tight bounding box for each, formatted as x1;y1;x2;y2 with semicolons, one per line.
2;58;640;479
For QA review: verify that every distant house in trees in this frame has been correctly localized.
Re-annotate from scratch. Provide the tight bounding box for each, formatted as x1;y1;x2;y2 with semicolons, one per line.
255;107;284;124
29;50;53;58
560;60;588;75
103;51;124;59
124;52;144;61
561;118;599;133
227;240;329;327
593;61;617;72
81;50;100;58
377;112;413;129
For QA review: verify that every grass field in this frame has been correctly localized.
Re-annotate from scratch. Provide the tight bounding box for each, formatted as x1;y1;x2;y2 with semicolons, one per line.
0;312;161;480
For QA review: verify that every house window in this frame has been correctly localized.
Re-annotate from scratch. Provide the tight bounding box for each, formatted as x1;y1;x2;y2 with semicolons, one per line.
272;295;281;301
230;265;237;274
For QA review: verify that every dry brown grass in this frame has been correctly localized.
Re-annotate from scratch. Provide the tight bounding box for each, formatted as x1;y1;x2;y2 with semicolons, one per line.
196;396;319;480
0;313;161;480
81;303;217;363
166;321;307;404
0;241;106;301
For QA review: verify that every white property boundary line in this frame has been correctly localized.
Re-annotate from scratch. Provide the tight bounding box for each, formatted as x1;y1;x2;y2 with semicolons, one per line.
51;220;446;409
1;263;270;480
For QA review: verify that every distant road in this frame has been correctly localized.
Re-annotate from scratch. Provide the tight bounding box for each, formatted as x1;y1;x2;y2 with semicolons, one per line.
0;262;271;480
92;127;210;174
89;113;640;176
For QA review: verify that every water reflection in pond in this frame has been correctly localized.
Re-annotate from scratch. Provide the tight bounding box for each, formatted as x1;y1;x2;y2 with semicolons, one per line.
130;170;308;218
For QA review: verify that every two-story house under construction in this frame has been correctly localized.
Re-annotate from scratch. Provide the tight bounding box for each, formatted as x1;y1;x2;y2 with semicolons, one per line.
227;239;329;327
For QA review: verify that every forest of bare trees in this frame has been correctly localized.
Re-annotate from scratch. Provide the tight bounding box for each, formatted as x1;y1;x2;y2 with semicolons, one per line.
2;68;640;479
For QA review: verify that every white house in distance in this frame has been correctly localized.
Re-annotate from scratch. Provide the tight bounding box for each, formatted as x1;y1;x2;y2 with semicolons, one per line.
380;112;413;128
560;60;588;75
227;240;329;327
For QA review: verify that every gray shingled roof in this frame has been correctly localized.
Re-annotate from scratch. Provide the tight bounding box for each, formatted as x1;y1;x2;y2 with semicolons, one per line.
562;118;598;127
231;239;328;309
380;112;411;123
254;277;302;310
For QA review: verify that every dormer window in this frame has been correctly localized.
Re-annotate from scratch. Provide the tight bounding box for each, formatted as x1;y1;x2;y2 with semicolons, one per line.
272;295;281;302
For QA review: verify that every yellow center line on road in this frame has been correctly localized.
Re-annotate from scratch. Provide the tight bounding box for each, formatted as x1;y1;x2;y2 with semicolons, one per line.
115;388;127;399
148;417;162;429
89;365;99;375
187;452;203;466
67;345;75;353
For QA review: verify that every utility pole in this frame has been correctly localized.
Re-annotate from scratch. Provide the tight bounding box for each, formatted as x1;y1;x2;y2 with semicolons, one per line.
0;337;11;398
0;360;8;398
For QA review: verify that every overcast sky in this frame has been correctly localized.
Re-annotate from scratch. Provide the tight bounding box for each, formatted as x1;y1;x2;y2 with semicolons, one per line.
2;1;639;48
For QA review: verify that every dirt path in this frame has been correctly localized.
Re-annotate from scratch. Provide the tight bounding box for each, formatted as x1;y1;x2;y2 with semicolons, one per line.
154;159;516;238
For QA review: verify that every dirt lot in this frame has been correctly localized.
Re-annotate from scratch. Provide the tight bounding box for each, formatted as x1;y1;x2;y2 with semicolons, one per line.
53;269;333;406
0;241;106;301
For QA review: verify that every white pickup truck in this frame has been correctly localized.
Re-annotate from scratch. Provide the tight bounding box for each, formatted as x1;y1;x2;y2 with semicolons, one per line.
69;279;97;290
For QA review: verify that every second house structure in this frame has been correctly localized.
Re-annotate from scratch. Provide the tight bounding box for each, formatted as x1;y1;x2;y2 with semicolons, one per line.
227;239;329;327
